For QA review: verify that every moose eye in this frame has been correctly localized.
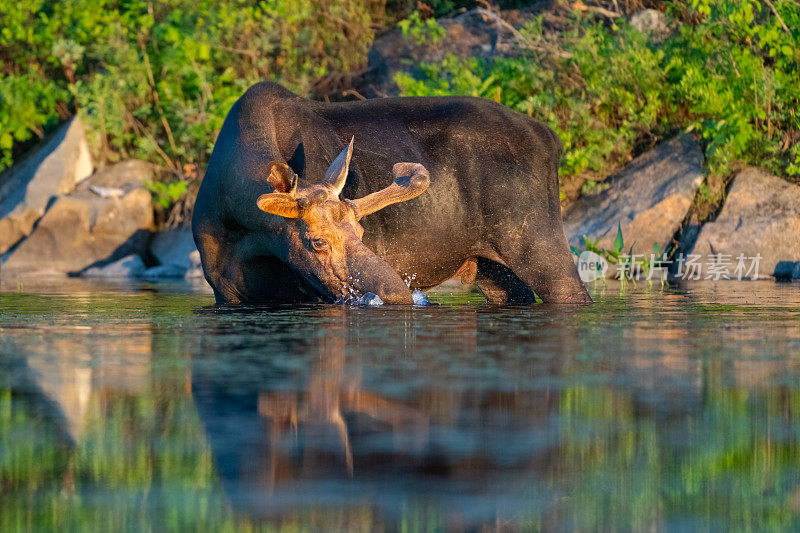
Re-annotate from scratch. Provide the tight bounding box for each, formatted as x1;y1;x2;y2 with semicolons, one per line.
310;238;330;252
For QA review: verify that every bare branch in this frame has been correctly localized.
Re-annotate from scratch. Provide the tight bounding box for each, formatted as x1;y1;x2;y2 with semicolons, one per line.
572;1;622;19
471;7;573;59
764;0;791;34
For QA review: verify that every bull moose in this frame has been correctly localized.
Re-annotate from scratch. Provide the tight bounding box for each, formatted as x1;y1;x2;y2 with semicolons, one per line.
192;82;591;305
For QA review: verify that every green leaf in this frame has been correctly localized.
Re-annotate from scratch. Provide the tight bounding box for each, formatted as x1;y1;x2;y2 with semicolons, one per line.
613;223;624;253
198;43;210;61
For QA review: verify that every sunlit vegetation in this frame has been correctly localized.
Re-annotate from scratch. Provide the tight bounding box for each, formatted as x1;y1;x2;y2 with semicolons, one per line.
396;0;800;195
2;1;798;213
0;0;383;176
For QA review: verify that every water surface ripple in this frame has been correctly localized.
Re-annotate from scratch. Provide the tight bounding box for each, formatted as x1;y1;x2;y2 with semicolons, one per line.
1;280;799;530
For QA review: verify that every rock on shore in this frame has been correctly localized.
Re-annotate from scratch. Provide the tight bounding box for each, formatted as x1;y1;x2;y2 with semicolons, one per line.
143;228;204;280
0;118;93;255
0;124;208;287
564;134;704;256
692;168;800;279
1;160;154;276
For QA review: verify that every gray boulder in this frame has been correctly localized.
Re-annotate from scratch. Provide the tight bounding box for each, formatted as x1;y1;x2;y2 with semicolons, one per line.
82;255;146;279
773;261;800;281
148;228;204;279
0;118;94;254
692;168;800;279
364;8;531;97
75;159;153;193
564;135;703;255
151;228;196;270
629;9;671;42
140;263;189;280
0;160;154;277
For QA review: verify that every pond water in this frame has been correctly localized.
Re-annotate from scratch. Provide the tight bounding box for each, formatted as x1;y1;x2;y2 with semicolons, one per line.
1;279;800;531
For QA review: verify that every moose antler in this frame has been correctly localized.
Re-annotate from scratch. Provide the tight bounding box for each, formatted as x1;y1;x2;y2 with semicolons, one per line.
348;162;430;221
323;137;354;196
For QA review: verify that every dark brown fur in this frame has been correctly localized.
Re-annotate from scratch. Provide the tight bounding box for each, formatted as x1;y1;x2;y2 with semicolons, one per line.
192;82;591;304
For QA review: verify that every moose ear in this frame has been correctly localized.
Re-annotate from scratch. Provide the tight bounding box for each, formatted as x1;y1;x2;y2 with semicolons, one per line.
266;162;298;195
257;192;301;218
322;136;353;197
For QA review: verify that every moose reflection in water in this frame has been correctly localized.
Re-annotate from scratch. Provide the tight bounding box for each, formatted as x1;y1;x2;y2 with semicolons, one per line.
2;283;800;530
190;304;568;522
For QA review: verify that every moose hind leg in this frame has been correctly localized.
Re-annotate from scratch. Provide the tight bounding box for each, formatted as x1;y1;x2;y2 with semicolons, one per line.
496;232;592;304
474;257;537;305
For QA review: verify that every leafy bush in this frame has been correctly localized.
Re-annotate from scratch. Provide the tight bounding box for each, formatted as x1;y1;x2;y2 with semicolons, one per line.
396;0;800;184
397;10;446;45
666;0;800;177
145;179;189;209
395;13;671;180
3;0;798;211
0;0;383;181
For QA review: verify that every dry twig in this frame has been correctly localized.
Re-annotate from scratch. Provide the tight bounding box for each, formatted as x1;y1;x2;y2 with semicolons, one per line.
572;1;622;19
471;7;573;59
764;0;791;34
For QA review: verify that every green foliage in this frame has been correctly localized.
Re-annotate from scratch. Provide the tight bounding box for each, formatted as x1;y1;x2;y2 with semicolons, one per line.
572;226;630;267
571;224;668;285
666;0;800;176
613;222;624;254
396;1;800;182
0;0;383;174
145;179;189;209
4;0;799;196
398;10;446;45
396;12;669;179
580;179;611;195
0;72;67;169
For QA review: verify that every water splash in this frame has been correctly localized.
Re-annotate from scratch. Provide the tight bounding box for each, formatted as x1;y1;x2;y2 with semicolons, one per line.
354;292;384;307
403;273;417;288
412;290;435;307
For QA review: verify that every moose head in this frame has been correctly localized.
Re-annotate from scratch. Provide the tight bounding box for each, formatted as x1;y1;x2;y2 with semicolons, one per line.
256;138;430;304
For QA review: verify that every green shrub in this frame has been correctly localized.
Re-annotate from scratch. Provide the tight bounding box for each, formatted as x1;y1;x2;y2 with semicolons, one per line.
665;0;800;176
0;0;383;179
3;0;798;200
396;1;800;182
145;179;189;209
396;12;671;179
398;10;446;45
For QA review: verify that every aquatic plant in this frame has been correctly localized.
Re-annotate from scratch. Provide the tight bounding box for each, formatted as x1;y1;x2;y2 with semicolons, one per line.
570;224;669;286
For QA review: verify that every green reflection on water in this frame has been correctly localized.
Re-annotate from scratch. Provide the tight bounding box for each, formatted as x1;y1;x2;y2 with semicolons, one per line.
0;281;799;531
556;385;800;531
